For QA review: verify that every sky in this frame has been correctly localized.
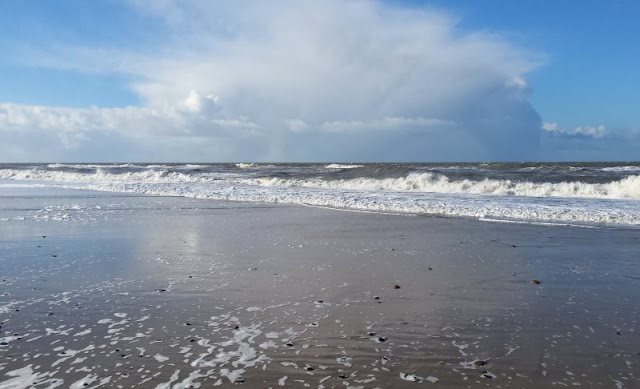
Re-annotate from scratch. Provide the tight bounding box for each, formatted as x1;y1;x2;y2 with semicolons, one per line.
0;0;638;162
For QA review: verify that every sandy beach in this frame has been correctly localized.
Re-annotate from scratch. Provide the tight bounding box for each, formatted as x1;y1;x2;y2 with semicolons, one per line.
1;186;638;388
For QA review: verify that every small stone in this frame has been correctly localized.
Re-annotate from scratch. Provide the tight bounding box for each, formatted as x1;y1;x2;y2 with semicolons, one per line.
367;332;377;336
234;377;245;383
285;342;294;347
428;267;433;270
377;336;388;343
373;296;380;300
158;289;167;292
338;374;348;379
304;366;314;371
616;331;622;336
474;360;487;366
393;285;401;289
185;322;191;326
234;325;240;330
530;280;541;285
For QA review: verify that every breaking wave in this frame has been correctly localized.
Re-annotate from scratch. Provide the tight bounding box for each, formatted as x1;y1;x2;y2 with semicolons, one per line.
325;164;364;169
2;164;640;227
251;172;640;200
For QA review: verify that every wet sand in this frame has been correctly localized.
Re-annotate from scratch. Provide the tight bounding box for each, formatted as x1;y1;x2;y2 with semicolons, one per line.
0;187;639;388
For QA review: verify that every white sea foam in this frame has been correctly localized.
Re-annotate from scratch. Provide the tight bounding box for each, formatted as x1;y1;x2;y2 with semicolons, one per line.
250;173;640;200
2;168;640;227
47;163;140;169
600;166;640;172
324;163;363;169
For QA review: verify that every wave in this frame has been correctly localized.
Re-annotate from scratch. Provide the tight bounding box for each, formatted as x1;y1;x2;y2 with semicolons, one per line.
3;168;640;200
2;167;639;227
600;166;640;172
0;168;212;183
324;164;364;169
250;172;640;200
236;163;257;169
46;163;141;169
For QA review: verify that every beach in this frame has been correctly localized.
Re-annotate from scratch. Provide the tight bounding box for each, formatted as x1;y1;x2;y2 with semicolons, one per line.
1;185;638;388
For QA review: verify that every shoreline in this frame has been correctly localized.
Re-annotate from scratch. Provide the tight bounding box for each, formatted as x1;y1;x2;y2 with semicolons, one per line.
1;187;638;388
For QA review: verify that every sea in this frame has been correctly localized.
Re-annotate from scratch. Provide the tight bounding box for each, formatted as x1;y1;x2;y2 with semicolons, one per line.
1;162;639;228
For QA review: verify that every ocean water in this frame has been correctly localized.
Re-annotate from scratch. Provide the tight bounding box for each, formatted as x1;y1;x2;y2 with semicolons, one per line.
1;162;639;227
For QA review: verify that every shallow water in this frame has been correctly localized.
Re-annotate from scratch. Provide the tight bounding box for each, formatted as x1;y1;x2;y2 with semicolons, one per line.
0;187;639;388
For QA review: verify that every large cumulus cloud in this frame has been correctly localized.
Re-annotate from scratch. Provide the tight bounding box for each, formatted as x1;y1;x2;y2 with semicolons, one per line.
0;0;545;162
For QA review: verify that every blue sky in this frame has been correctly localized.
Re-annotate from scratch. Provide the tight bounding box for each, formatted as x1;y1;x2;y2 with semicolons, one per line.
0;0;638;161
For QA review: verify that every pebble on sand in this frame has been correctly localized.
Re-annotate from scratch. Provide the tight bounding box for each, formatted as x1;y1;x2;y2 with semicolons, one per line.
530;280;541;285
393;285;401;289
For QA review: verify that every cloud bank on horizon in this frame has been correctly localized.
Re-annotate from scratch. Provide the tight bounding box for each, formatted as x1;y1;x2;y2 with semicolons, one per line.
0;0;632;162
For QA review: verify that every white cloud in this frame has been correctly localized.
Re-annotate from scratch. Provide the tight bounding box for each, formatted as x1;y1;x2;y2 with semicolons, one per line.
542;122;608;138
1;0;546;161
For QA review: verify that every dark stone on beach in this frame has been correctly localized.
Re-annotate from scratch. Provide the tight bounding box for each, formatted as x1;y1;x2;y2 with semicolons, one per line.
474;360;487;366
190;338;196;342
512;245;517;248
188;275;193;278
47;312;54;316
338;374;348;379
158;289;167;292
428;267;433;270
530;280;541;285
616;331;622;335
234;377;245;383
42;236;46;238
185;322;191;326
367;332;376;336
317;300;323;303
304;366;315;371
373;296;380;300
234;325;240;330
482;374;493;379
393;285;401;289
0;342;7;346
285;342;294;347
52;254;57;257
377;336;387;342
